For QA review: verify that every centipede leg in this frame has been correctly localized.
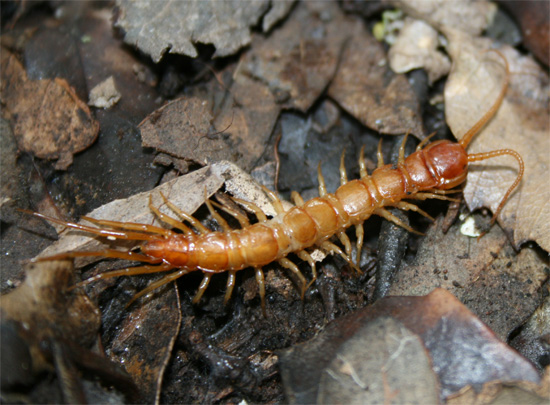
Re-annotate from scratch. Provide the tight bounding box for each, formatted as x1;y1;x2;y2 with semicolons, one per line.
148;195;194;236
278;258;307;299
398;132;410;164
337;231;352;257
261;185;285;215
204;194;231;232
74;263;175;288
377;139;385;167
81;216;174;238
413;192;460;202
374;208;423;235
126;268;190;308
415;132;436;151
36;249;164;264
320;241;361;274
210;200;249;228
159;192;209;235
230;197;268;222
224;270;237;304
317;164;327;196
355;223;364;267
359;146;368;178
192;273;213;304
291;191;305;206
391;201;434;221
296;250;317;290
254;267;267;316
340;150;348;185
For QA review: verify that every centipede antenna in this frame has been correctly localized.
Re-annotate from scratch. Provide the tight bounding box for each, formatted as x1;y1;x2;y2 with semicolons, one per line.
126;268;190;308
192;273;213;304
340;150;348;185
317;164;327;197
224;270;237;304
148;195;194;236
159;192;209;235
459;49;509;149
467;148;524;223
359;146;368;178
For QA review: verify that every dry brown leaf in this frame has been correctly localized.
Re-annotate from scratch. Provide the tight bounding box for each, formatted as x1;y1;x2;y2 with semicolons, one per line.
0;48;99;170
141;73;279;171
114;0;292;61
328;19;424;137
241;1;350;112
443;29;550;251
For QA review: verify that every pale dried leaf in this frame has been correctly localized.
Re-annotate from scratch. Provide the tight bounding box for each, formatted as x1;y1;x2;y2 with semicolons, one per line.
388;18;451;83
444;29;550;251
391;0;497;36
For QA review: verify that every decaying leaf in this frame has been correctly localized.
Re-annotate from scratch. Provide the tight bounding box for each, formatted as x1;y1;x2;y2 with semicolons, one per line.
328;18;424;137
0;260;101;374
391;0;497;35
107;281;181;404
0;48;99;170
443;30;550;251
279;289;541;403
241;1;350;112
389;215;548;341
114;0;293;62
388;17;451;83
447;368;550;405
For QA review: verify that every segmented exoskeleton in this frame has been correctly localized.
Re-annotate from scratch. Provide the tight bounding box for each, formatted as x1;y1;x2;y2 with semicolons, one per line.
26;51;524;314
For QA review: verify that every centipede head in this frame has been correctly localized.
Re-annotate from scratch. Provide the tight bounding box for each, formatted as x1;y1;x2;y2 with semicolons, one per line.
423;140;468;189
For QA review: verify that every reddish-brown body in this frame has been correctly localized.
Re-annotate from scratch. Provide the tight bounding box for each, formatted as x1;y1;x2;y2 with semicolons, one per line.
141;140;469;273
28;50;524;312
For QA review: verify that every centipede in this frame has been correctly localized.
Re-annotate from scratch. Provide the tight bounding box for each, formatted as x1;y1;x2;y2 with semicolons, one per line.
24;51;524;314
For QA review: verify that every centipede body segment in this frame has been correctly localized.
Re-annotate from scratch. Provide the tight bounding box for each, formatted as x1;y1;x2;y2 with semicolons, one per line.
26;51;524;314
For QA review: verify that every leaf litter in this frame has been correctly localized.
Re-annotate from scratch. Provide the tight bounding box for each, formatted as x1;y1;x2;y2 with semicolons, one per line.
2;0;550;403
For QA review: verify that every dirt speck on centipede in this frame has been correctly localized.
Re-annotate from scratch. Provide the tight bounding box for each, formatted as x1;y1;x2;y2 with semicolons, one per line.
2;0;549;404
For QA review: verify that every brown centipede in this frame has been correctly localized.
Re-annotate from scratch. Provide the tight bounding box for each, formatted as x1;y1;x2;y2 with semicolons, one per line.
24;51;524;314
